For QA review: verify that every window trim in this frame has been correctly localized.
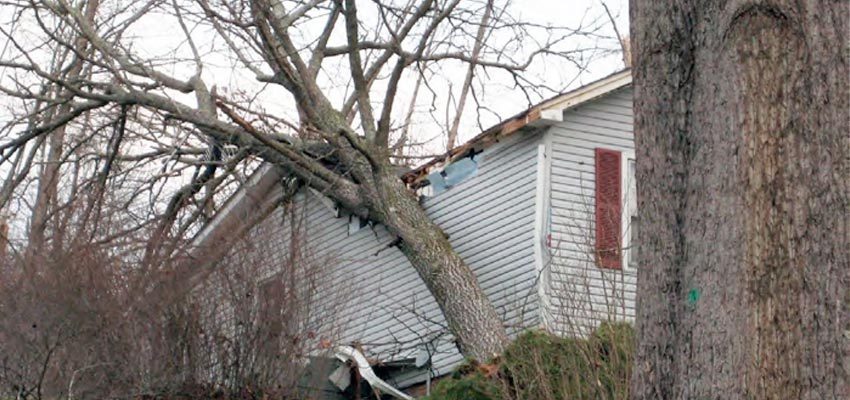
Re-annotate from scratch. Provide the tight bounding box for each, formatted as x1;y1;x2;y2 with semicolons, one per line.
256;273;285;352
621;151;637;269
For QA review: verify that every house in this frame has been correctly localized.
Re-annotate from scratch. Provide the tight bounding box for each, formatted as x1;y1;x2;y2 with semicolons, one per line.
188;69;636;397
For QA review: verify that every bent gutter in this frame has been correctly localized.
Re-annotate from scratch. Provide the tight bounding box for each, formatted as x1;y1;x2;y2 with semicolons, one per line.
334;346;414;400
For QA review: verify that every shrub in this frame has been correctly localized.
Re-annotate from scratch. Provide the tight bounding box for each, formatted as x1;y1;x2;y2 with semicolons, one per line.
424;323;634;400
0;200;340;399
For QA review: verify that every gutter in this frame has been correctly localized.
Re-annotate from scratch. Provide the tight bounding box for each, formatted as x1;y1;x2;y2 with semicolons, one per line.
191;164;281;248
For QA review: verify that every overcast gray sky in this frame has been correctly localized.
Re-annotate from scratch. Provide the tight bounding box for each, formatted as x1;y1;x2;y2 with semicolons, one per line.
0;0;630;242
119;0;630;152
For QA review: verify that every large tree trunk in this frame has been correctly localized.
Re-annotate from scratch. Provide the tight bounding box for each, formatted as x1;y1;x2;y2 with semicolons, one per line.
369;171;509;361
630;1;849;398
220;96;512;362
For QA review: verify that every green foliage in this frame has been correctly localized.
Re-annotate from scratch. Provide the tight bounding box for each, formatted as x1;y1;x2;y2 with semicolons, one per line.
424;323;634;400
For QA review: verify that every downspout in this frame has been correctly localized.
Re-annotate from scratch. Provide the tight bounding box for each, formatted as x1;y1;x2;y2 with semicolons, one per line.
334;346;414;400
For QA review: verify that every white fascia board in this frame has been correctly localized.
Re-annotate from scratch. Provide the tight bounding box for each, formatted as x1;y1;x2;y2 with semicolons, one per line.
538;108;564;123
535;70;632;126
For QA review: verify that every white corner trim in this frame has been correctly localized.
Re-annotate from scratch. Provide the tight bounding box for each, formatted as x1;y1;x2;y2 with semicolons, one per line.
621;150;636;270
532;141;551;330
533;143;547;271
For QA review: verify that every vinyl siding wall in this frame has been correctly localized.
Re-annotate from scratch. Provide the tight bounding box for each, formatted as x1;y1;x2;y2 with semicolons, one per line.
545;86;637;336
197;131;543;388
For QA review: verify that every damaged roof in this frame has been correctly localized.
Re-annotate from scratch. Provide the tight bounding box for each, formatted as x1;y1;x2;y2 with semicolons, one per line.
191;69;632;259
402;69;631;185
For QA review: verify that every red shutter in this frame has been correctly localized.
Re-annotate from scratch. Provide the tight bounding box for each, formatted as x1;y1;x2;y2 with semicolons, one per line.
595;148;622;269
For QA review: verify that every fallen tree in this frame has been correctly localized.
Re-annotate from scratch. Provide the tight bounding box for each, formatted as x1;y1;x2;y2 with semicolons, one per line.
0;0;616;360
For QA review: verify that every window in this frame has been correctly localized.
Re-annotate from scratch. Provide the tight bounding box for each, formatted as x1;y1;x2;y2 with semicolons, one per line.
258;277;284;353
594;148;637;269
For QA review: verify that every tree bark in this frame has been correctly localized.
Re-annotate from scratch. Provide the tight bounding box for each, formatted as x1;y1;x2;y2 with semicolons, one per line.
296;98;511;361
368;171;509;360
631;1;849;399
6;0;541;365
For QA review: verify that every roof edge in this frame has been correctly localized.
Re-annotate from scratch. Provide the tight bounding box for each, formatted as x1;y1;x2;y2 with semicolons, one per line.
402;69;632;184
190;164;281;249
189;69;632;256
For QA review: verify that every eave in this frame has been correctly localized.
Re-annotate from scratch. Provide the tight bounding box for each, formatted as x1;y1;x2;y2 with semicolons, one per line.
401;69;632;185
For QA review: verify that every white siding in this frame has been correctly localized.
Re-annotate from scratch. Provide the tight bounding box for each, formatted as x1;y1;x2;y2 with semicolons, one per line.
193;81;639;390
545;87;637;336
202;131;543;388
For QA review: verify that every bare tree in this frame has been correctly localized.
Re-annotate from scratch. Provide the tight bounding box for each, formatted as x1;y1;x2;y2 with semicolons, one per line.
630;1;849;398
445;0;492;151
27;0;100;260
0;0;614;360
0;185;345;399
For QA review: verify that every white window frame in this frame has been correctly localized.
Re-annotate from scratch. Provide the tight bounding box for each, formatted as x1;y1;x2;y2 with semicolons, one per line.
621;151;637;269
